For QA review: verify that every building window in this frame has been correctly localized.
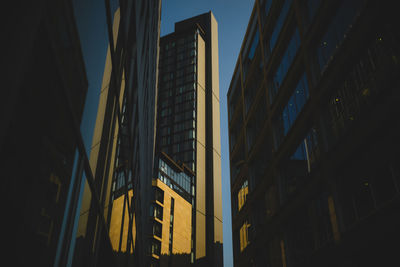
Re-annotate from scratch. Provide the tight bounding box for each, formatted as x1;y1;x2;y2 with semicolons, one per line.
281;142;309;199
269;27;301;104
153;221;162;238
150;203;163;221
280;127;319;201
153;187;164;204
260;0;273;25
316;0;363;73
169;198;175;254
151;239;161;256
248;30;260;60
246;92;267;151
228;68;241;121
321;30;399;149
274;73;309;148
237;179;249;211
242;17;260;81
239;221;250;252
338;151;400;230
158;158;193;200
244;58;263;115
270;0;293;52
248;151;266;193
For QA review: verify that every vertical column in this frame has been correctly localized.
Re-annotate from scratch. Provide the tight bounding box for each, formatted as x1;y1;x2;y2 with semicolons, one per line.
210;12;223;247
196;33;207;260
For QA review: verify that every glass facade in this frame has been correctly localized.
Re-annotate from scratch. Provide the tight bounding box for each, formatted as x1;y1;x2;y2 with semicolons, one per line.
322;30;399;149
244;60;263;115
269;0;293;52
260;0;272;24
158;32;198;171
228;69;241;122
317;0;363;73
303;0;322;30
246;92;268;151
269;27;301;104
280;127;319;202
157;157;193;202
242;17;260;82
274;73;309;148
228;0;400;266
338;150;400;229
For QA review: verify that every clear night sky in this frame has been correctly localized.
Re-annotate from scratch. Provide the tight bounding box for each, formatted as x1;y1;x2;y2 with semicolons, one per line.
74;1;255;266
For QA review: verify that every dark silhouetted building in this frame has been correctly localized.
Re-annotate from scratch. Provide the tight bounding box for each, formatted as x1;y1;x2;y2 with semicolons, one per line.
1;1;161;267
2;1;87;266
227;0;400;266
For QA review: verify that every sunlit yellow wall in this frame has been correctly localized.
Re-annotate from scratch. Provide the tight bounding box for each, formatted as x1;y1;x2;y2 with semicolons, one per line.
153;179;192;256
109;190;135;253
76;8;126;241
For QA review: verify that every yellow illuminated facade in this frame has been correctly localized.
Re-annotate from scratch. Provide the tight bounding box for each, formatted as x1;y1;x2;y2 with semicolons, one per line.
109;190;135;253
150;179;192;266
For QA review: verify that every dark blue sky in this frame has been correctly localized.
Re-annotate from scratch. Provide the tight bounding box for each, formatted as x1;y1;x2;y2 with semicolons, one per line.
74;1;255;266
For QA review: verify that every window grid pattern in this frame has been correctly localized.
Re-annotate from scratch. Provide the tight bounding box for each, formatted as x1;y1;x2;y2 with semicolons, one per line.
158;32;198;170
158;158;193;202
323;31;399;147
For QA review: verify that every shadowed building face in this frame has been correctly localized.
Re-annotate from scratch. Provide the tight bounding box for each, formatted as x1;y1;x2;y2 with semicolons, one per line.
227;0;400;266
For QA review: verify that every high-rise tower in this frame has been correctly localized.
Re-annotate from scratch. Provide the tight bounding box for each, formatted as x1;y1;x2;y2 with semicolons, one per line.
156;12;223;266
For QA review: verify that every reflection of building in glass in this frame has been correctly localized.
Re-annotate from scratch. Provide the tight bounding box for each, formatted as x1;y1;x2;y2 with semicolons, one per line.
228;0;400;266
157;12;223;266
71;2;161;267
